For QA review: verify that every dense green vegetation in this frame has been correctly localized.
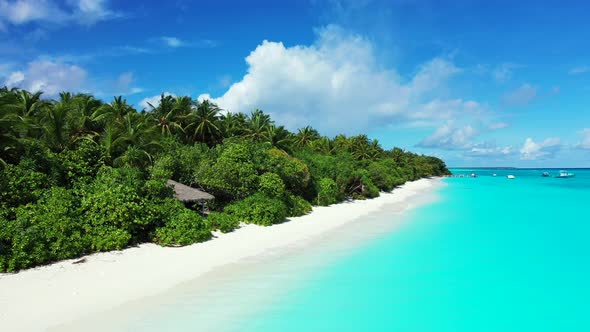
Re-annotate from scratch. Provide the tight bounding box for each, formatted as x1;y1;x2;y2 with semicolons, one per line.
0;87;449;272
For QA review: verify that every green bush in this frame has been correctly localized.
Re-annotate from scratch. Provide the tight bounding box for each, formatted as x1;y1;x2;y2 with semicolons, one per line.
363;181;380;198
295;150;356;201
317;178;339;206
2;187;88;272
13;141;58;178
80;167;159;248
87;227;132;252
0;162;49;209
145;159;175;200
57;140;105;186
199;143;260;200
264;149;310;195
391;176;406;187
150;155;175;181
153;209;212;246
0;218;10;272
258;172;285;198
150;143;209;184
207;212;240;233
143;178;174;200
367;160;397;191
349;169;380;199
224;193;287;226
175;144;209;184
285;194;313;217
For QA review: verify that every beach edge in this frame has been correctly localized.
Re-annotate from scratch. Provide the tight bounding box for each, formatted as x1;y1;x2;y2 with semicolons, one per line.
0;177;443;332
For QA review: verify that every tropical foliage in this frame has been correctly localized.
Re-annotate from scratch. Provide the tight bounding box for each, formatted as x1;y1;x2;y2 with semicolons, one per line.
0;87;450;272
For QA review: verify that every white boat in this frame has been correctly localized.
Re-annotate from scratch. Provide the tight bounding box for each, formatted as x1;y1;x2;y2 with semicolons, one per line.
555;170;575;178
492;173;497;177
507;175;515;179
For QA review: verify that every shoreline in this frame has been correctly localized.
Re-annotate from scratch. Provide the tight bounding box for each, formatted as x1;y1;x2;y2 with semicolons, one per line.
0;178;443;332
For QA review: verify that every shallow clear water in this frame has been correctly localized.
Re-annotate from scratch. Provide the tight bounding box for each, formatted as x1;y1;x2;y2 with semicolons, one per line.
83;170;590;331
231;169;590;331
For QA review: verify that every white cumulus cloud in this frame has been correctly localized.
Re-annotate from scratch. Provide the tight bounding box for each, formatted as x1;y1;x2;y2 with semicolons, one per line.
0;0;117;27
69;0;118;25
4;70;24;86
519;137;561;160
417;122;477;150
0;0;65;24
411;99;484;122
2;60;146;98
3;60;87;96
202;25;475;134
464;142;514;158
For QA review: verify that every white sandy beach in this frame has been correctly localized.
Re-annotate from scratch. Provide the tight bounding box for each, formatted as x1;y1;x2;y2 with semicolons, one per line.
0;178;441;332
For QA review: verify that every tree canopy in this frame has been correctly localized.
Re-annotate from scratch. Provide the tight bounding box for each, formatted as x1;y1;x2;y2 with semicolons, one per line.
0;87;450;272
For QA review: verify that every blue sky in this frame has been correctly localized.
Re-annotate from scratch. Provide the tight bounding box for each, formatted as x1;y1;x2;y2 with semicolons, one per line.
1;0;589;167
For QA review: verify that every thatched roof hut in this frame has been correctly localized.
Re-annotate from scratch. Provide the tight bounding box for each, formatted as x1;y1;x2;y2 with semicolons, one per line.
167;180;215;203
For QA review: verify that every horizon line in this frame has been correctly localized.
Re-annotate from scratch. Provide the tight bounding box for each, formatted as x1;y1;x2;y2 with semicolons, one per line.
450;167;590;169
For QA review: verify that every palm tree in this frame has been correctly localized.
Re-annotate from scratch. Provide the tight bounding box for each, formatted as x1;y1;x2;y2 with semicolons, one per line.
58;92;73;103
266;125;293;152
244;109;273;142
332;134;351;154
368;139;384;160
10;90;49;119
0;90;22;165
147;94;185;137
42;102;71;151
2;90;50;139
248;109;271;126
309;136;333;154
147;94;175;116
186;99;221;145
172;96;193;118
99;113;160;166
40;93;109;151
113;145;154;168
350;134;372;160
390;147;405;164
69;94;104;140
98;123;127;165
294;126;320;148
219;112;248;139
150;110;185;138
120;113;160;150
97;96;133;124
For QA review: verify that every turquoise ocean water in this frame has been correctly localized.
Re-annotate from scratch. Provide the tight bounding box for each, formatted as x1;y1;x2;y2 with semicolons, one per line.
78;169;590;331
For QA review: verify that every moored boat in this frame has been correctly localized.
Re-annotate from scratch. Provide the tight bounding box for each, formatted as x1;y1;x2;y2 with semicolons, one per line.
507;175;515;179
542;172;550;177
555;170;575;178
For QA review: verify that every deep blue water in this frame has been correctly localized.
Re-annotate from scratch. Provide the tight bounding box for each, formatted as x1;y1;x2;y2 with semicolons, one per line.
85;169;590;331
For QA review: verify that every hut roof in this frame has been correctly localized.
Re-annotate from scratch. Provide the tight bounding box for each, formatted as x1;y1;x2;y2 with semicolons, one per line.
167;180;215;202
